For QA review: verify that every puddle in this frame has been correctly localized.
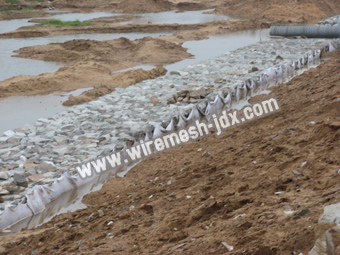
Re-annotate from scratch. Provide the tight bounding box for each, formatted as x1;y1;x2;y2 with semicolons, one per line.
165;29;270;72
119;9;233;24
0;88;91;135
48;12;125;22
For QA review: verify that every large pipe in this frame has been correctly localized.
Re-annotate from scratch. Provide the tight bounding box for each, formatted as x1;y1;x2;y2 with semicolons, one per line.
270;25;340;38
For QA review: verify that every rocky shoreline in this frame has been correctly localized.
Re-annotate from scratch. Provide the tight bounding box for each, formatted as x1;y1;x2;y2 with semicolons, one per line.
0;36;338;227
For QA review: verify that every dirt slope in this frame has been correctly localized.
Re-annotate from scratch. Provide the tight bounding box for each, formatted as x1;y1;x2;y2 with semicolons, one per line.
1;51;340;254
116;0;175;13
209;0;340;24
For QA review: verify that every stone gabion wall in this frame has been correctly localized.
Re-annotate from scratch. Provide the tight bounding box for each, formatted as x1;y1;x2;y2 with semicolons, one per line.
0;39;339;231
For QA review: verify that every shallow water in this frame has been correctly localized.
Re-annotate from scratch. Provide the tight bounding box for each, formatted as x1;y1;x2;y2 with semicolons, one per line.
119;9;232;25
0;88;91;134
165;29;270;72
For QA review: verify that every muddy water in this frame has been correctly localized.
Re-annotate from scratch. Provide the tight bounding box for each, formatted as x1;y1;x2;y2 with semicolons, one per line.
119;9;233;24
0;88;91;134
166;29;269;71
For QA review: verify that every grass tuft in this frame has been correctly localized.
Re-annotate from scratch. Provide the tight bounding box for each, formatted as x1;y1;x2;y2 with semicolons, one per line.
38;19;91;27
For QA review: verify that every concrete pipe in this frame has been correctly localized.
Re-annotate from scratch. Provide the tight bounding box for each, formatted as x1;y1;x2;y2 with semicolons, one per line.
270;25;340;38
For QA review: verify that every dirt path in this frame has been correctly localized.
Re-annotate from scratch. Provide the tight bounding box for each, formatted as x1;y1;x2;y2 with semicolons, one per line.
1;50;340;254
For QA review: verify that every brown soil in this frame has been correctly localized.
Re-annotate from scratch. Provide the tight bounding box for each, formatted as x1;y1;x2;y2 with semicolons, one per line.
0;37;190;101
210;0;340;24
115;0;175;13
0;10;51;20
1;50;340;255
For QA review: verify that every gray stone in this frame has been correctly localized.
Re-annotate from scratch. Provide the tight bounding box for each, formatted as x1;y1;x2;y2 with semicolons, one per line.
0;172;9;180
319;203;340;224
0;137;8;142
13;173;28;187
3;130;15;137
53;146;70;155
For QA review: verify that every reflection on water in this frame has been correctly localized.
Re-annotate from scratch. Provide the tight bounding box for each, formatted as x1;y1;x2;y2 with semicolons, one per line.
0;88;91;135
119;9;232;25
49;12;124;22
166;29;270;72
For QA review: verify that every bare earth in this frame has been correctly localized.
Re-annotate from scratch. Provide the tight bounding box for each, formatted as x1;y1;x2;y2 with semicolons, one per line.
1;51;340;254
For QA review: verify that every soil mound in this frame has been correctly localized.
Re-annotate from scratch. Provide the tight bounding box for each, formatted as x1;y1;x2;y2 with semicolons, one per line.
13;37;191;65
175;2;207;10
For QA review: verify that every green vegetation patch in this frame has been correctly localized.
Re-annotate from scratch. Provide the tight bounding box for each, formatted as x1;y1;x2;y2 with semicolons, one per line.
6;0;22;5
38;19;92;27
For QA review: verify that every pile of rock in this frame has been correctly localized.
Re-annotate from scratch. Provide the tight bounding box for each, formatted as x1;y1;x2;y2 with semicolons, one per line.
318;15;340;26
167;86;214;104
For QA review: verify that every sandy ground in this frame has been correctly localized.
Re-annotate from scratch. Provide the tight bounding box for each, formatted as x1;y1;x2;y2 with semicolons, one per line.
1;50;340;254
